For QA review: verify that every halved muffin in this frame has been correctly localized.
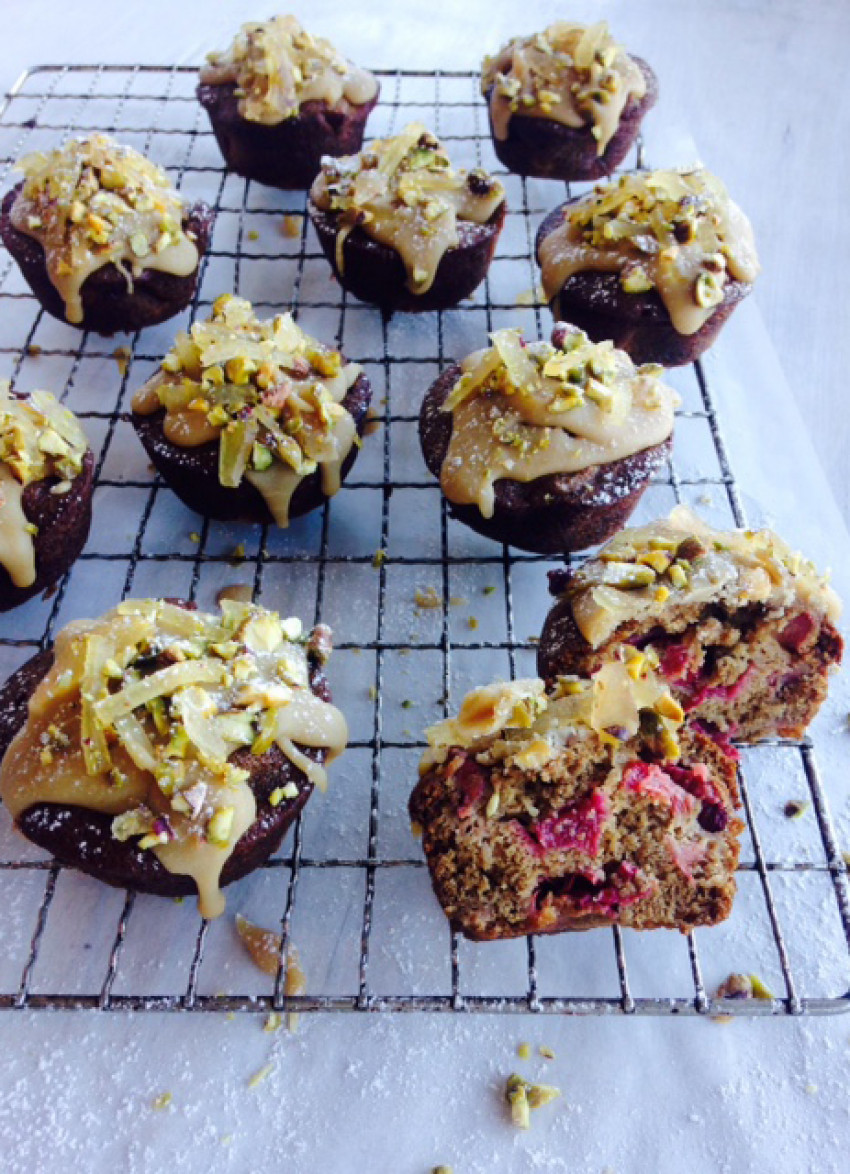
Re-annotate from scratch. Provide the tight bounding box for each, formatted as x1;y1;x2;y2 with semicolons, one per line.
411;669;742;941
538;507;843;741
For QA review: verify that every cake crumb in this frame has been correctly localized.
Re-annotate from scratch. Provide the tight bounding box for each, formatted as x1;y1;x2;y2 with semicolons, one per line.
281;214;301;238
113;345;132;376
415;586;442;609
372;548;387;569
247;229;259;241
539;1044;555;1060
517;1041;531;1060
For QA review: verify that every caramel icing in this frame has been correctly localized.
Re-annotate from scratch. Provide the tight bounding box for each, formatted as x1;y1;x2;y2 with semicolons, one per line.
538;169;760;335
438;325;676;517
309;123;505;296
0;383;88;589
10;134;199;325
421;657;685;776
564;506;842;649
482;21;646;153
0;599;348;919
200;15;378;124
131;294;360;527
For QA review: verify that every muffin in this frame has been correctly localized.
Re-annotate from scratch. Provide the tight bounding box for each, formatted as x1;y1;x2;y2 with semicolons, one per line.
198;15;379;189
418;322;676;554
538;507;843;742
0;598;348;918
308;123;506;313
131;294;371;527
482;20;657;181
0;134;213;333
410;670;743;941
0;382;93;611
536;168;760;367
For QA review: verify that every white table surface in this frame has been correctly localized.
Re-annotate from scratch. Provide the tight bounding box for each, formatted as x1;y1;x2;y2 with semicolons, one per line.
1;3;849;1172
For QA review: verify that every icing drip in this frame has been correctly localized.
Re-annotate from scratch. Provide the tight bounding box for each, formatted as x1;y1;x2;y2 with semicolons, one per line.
438;325;676;517
309;123;505;295
10;134;199;325
538;169;760;335
482;21;646;153
0;599;349;919
200;15;378;124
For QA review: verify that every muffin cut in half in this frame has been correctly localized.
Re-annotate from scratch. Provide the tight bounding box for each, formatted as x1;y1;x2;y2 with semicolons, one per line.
536;168;759;367
0;134;213;333
537;507;843;742
198;15;379;189
131;294;372;527
0;598;347;918
410;669;743;942
308;123;506;313
418;322;676;553
482;20;657;181
0;382;94;611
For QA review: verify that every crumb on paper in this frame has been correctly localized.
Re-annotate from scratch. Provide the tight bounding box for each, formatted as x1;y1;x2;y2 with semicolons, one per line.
505;1074;561;1129
483;584;496;595
372;548;387;569
27;344;42;357
539;1045;555;1060
468;615;479;630
448;595;467;607
189;531;201;544
248;1063;275;1089
517;1042;531;1060
229;542;246;566
415;586;442;610
264;1011;282;1033
281;214;300;238
247;229;259;241
152;1092;172;1111
516;284;545;307
783;799;808;819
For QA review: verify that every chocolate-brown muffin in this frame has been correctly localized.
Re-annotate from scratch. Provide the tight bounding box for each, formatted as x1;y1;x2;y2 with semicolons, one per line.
0;599;348;917
0;384;93;611
536;169;760;368
482;21;658;181
198;16;379;189
419;323;676;554
410;672;743;941
537;508;843;742
131;294;372;527
308;124;506;313
0;135;213;335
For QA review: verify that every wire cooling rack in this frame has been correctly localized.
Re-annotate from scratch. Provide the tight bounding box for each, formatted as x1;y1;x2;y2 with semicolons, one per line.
0;64;848;1018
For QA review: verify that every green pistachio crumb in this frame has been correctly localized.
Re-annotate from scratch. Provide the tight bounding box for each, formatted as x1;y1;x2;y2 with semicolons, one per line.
401;699;414;709
189;531;201;543
517;1042;531;1060
372;549;387;569
483;585;496;595
539;1045;555;1060
749;974;774;1000
248;1063;275;1089
152;1092;172;1111
468;616;479;630
247;230;260;241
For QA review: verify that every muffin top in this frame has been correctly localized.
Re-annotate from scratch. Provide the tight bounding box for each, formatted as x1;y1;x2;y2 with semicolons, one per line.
0;598;348;918
199;14;378;124
0;382;88;589
435;323;676;518
560;506;842;648
482;20;647;153
310;123;505;296
538;169;760;335
422;657;686;777
9;134;200;324
132;294;362;527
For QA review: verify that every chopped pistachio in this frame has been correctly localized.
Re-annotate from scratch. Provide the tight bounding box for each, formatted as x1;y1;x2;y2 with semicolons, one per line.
372;548;387;569
401;699;414;709
538;1045;555;1060
247;230;260;241
468;616;479;630
505;1075;531;1130
248;1063;275;1089
517;1042;531;1060
483;584;496;595
152;1092;172;1111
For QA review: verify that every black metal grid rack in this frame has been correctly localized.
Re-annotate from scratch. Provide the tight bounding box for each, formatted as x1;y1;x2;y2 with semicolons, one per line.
0;64;848;1017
